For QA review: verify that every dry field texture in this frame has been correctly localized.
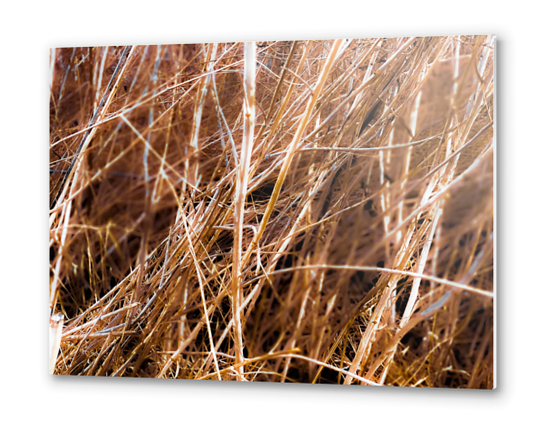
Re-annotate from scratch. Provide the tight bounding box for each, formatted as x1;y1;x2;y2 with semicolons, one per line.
49;35;494;388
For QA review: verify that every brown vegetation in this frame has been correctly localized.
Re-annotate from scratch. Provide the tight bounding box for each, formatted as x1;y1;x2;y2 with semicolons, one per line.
49;36;494;388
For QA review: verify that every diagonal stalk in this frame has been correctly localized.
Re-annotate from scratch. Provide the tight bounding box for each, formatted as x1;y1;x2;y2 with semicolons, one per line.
243;39;344;270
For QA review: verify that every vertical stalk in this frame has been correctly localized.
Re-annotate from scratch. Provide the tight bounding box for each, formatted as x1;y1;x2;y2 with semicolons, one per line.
232;41;257;379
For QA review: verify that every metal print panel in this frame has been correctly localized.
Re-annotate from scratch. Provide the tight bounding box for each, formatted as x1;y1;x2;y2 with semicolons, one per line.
49;36;495;388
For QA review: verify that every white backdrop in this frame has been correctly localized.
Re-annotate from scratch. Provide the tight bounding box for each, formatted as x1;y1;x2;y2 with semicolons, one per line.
1;1;539;422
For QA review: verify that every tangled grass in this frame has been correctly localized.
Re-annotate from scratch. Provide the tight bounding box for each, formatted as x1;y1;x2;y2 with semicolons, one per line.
49;35;494;388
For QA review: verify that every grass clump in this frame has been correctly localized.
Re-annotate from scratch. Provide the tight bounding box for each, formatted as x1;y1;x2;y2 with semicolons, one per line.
49;35;494;388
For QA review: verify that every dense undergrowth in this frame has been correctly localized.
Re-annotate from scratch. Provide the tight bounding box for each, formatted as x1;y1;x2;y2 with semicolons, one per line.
49;36;494;388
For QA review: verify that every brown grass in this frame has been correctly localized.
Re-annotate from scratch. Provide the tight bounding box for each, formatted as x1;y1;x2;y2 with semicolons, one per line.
49;35;494;388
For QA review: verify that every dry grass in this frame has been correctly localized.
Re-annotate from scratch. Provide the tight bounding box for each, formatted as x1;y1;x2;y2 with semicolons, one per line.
49;35;494;388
